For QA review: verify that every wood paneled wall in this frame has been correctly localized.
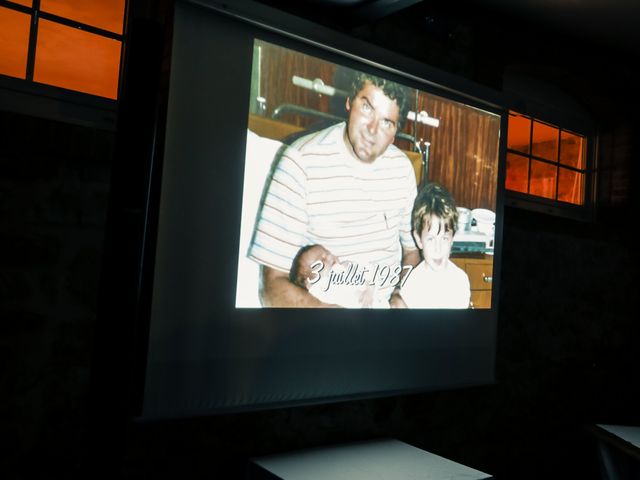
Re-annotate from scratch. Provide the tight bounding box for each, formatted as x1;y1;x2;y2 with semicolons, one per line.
416;93;500;211
259;42;339;128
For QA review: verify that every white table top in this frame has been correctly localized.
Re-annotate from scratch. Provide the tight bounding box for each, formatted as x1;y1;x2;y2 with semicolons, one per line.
252;438;491;480
597;424;640;450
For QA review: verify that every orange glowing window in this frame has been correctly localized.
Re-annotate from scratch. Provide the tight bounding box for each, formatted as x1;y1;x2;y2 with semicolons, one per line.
0;7;31;79
40;0;126;34
507;113;531;155
532;120;558;161
560;130;585;169
506;152;529;194
558;168;583;205
530;160;557;200
1;1;124;100
34;19;121;99
506;111;588;207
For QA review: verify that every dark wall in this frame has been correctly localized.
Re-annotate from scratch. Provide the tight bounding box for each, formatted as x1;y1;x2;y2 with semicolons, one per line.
0;112;113;477
2;3;639;479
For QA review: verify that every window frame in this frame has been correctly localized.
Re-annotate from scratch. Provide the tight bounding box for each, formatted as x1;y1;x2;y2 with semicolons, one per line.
0;0;127;128
503;100;597;222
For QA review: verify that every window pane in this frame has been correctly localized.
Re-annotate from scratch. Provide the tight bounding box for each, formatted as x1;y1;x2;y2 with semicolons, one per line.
558;168;584;205
34;19;121;99
40;0;125;34
507;112;531;154
560;130;585;169
506;152;529;194
0;7;31;79
532;120;558;162
530;160;557;200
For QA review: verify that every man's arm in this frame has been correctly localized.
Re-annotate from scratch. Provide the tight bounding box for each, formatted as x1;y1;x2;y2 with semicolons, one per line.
389;246;420;308
260;265;338;308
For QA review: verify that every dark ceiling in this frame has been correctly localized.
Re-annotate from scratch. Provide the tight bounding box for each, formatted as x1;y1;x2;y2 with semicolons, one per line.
258;0;640;57
256;0;640;120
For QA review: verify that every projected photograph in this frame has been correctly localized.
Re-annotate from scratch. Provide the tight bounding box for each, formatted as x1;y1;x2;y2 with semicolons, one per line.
236;39;500;309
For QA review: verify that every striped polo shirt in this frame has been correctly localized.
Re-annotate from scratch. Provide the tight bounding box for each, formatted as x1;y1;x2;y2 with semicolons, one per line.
249;122;417;277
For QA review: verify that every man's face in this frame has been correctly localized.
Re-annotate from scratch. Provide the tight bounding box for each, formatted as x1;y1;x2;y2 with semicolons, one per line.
344;81;400;164
414;216;453;271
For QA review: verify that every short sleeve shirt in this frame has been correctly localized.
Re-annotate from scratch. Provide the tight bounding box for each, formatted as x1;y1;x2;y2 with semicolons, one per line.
248;122;417;277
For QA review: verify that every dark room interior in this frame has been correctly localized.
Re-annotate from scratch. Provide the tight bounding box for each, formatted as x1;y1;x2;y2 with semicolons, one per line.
1;0;639;478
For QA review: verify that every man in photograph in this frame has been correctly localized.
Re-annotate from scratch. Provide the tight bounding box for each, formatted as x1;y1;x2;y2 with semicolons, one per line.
248;72;420;307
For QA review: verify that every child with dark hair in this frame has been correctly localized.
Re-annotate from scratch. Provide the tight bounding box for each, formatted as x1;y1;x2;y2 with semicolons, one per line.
398;183;470;308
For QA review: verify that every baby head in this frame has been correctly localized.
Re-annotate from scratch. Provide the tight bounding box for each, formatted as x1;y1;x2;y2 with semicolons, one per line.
290;244;338;289
412;183;458;271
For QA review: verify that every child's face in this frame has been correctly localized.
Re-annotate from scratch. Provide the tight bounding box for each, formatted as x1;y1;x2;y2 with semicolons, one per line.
414;216;453;271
